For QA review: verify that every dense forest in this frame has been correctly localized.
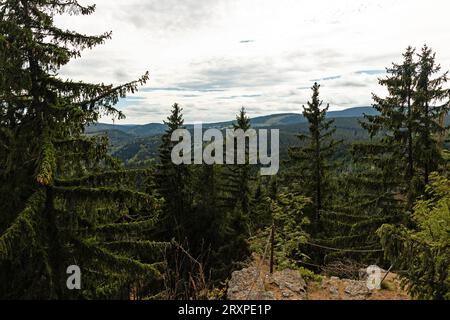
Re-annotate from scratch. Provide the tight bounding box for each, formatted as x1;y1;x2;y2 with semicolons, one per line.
1;1;449;300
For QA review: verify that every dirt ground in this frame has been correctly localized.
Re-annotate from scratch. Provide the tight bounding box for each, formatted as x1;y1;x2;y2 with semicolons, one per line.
307;272;410;300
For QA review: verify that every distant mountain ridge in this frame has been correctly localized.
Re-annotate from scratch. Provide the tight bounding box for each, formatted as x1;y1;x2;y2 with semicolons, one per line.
85;106;450;168
86;106;378;138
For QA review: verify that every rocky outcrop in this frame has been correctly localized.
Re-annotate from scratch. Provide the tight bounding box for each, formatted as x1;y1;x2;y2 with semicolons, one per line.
227;267;307;300
320;277;370;300
227;266;270;300
227;264;410;300
268;269;307;300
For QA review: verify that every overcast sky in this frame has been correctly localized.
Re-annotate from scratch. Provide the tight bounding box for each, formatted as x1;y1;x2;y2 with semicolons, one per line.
56;0;450;124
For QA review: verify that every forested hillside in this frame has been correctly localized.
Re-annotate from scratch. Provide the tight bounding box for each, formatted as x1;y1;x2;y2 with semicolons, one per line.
86;114;375;167
1;0;449;301
87;110;450;168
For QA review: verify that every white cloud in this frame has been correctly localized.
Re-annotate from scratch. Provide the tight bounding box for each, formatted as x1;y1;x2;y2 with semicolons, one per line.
56;0;450;124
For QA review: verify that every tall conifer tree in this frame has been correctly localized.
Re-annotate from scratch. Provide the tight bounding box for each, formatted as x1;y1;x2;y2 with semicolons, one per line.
359;46;450;210
218;108;253;274
289;83;340;230
363;47;418;208
414;45;450;187
222;107;252;216
322;48;420;265
0;0;166;299
155;103;192;242
325;46;450;267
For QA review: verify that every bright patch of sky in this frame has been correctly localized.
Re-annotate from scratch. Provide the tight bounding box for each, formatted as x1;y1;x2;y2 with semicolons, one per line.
56;0;450;124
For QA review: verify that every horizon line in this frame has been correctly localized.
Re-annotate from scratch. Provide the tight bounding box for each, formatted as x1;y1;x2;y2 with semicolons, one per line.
96;105;373;127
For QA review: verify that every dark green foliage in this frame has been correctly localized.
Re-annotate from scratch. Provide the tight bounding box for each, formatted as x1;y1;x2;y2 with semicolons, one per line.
221;107;253;215
2;7;449;301
379;173;450;300
0;0;166;299
155;103;192;241
250;191;311;270
218;107;253;262
362;46;450;209
248;178;273;233
288;83;341;229
362;47;418;208
317;48;420;266
317;164;403;266
154;106;254;298
100;116;371;169
414;45;450;187
317;46;450;273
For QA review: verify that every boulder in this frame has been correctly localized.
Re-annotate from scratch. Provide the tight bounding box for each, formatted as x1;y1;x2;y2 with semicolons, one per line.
344;280;370;299
227;267;307;300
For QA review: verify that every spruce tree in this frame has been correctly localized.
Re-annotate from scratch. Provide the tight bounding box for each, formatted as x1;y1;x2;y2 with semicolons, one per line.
190;163;232;283
363;46;419;208
288;83;340;230
379;173;450;300
248;178;272;234
0;0;166;299
222;107;252;216
414;45;450;188
358;46;450;212
217;108;254;274
319;48;419;266
316;166;402;267
324;46;450;267
155;103;192;242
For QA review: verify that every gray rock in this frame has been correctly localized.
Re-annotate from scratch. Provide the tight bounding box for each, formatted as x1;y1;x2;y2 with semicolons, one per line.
227;267;307;300
272;269;307;294
344;280;370;299
227;267;262;300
